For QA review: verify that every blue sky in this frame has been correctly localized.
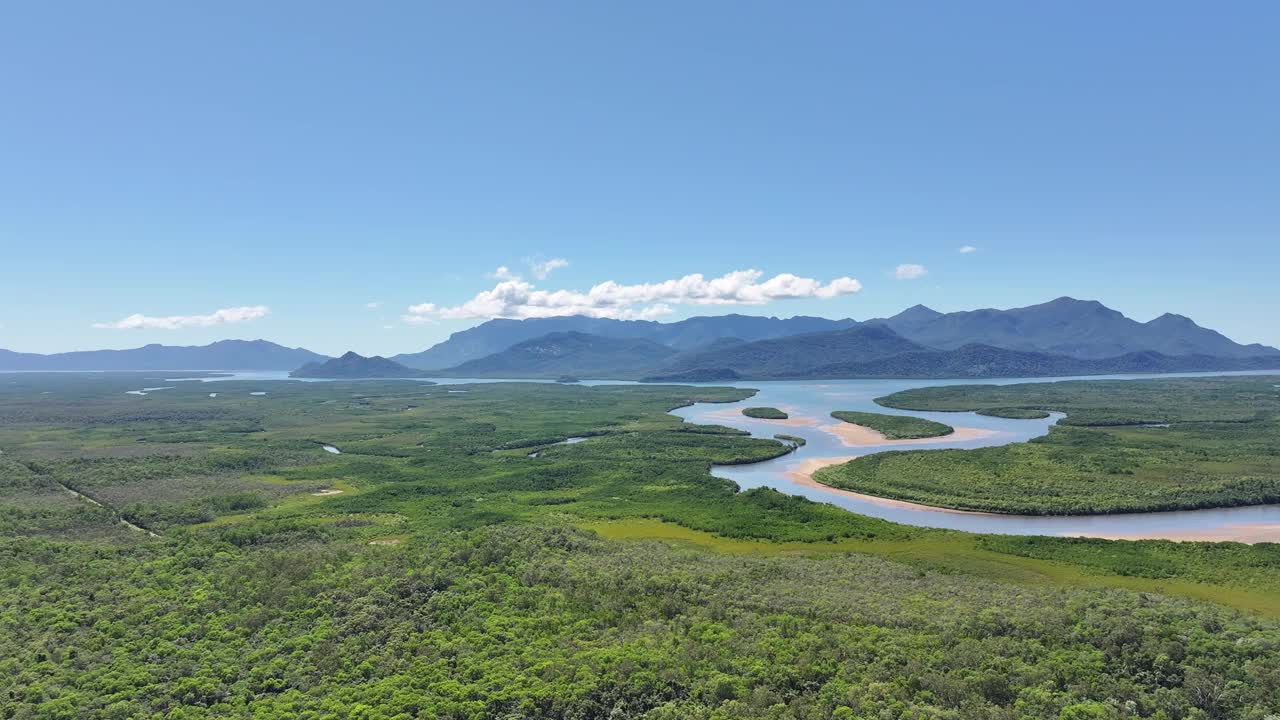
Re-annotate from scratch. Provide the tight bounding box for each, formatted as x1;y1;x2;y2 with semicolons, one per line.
1;1;1276;355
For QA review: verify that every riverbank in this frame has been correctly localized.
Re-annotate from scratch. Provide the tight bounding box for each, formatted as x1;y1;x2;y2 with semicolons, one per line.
821;422;998;447
787;457;1022;518
780;454;1280;544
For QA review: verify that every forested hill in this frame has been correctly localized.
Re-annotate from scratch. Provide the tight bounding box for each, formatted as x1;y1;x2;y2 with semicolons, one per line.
652;325;927;379
290;352;429;378
440;331;678;378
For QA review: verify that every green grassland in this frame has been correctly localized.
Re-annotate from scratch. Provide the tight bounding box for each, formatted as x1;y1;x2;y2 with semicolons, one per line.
741;406;787;419
1;373;1279;718
829;410;954;439
812;375;1280;514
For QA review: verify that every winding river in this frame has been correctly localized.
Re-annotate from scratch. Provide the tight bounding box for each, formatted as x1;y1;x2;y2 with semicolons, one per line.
161;369;1280;542
670;373;1280;543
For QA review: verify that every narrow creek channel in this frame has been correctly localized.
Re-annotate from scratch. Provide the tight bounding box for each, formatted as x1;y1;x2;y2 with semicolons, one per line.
57;481;160;537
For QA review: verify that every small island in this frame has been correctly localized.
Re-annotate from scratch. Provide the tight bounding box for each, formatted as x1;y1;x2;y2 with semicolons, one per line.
976;407;1053;420
291;351;432;379
829;410;953;439
742;406;788;420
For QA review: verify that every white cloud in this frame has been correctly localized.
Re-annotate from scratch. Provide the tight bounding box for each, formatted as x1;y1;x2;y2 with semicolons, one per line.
529;257;569;280
365;301;382;309
405;269;862;322
93;305;270;330
489;265;520;281
958;245;978;254
894;264;928;280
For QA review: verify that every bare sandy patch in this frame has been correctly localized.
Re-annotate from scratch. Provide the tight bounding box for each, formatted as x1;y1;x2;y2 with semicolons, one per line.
312;488;344;496
704;406;820;427
368;538;403;546
821;423;998;448
759;416;820;427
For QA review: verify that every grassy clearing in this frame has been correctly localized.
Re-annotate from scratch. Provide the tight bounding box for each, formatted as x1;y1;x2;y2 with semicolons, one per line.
584;518;1280;617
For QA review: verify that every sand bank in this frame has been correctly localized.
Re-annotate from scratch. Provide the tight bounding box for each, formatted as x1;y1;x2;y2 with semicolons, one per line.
785;457;1007;517
821;423;998;447
704;406;819;427
1068;525;1280;544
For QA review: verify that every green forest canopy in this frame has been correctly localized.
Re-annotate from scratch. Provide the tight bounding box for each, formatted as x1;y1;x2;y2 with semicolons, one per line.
0;373;1278;718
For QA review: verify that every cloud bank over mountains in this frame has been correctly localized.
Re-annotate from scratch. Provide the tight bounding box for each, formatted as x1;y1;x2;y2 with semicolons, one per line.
405;269;862;322
93;306;270;330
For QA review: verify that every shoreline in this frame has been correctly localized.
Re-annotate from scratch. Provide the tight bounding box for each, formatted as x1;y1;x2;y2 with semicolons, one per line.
705;406;819;427
785;457;1011;517
783;457;1280;543
1067;525;1280;544
821;422;999;447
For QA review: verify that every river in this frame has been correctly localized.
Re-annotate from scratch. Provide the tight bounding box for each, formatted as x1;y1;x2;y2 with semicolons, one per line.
161;368;1280;541
670;373;1280;543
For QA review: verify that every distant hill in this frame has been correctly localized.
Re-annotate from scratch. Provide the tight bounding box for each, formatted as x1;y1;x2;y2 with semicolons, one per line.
642;367;742;383
870;297;1280;359
291;351;429;378
655;325;927;379
392;314;858;369
0;340;328;371
441;332;678;378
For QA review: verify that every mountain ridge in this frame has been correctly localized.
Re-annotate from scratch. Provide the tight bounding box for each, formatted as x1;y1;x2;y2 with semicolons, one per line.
439;331;678;378
4;298;1275;375
0;339;329;371
870;297;1279;359
392;314;860;369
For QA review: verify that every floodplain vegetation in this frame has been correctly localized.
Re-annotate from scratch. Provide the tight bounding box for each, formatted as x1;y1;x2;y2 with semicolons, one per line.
1;373;1279;719
828;410;954;439
815;376;1280;515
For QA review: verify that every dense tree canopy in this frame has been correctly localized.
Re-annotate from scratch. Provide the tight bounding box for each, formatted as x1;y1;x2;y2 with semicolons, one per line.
0;374;1277;718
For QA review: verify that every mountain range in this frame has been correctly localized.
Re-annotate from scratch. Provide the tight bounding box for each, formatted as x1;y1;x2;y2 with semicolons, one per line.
427;298;1280;380
390;314;859;369
442;332;678;378
2;298;1276;379
0;339;326;371
644;332;1280;382
867;298;1278;359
